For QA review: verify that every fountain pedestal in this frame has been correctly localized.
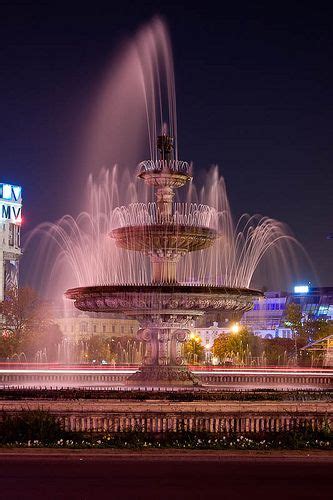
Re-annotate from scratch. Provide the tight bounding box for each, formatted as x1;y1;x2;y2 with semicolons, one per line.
126;326;200;386
127;365;200;385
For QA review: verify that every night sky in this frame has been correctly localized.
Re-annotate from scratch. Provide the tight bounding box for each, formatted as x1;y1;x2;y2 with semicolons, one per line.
0;2;332;287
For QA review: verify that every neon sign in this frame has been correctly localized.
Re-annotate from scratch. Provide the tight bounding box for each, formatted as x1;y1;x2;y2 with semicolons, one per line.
0;183;22;224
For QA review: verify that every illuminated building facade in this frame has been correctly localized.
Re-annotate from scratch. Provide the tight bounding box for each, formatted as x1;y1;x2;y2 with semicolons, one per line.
194;322;229;349
289;286;333;321
0;183;22;301
241;286;333;339
54;313;139;341
241;291;291;338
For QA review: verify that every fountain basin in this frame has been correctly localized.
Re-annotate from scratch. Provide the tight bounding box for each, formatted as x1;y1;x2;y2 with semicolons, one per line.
111;224;219;254
65;284;262;316
66;284;262;386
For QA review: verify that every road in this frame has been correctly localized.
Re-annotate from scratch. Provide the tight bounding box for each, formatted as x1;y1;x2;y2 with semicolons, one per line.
0;452;332;500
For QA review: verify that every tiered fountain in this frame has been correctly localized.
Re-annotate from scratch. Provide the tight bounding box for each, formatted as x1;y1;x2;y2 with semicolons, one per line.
66;134;261;385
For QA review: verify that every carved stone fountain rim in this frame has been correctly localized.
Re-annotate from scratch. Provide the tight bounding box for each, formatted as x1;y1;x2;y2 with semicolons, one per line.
66;284;262;298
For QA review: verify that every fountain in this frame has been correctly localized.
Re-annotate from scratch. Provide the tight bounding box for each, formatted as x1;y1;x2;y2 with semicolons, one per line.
66;135;262;385
23;18;305;383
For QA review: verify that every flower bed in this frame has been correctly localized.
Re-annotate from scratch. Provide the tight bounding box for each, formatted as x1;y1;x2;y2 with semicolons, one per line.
1;431;332;451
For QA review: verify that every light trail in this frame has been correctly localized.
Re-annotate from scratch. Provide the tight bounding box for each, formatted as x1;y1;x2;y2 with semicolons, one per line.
0;368;332;376
0;369;135;375
192;370;333;376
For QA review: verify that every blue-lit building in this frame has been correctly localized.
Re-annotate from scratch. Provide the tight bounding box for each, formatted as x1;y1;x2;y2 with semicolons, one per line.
289;286;333;321
241;286;333;339
241;291;291;339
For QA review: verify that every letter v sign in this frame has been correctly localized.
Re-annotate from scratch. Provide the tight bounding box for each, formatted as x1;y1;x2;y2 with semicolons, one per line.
12;206;21;220
11;186;21;202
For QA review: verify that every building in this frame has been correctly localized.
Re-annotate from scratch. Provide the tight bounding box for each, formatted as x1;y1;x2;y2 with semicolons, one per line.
194;322;229;349
241;291;292;339
0;183;22;301
241;291;287;330
55;311;139;341
289;285;333;321
241;286;333;339
195;310;242;328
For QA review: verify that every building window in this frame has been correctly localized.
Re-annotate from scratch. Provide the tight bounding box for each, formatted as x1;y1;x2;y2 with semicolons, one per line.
16;227;20;247
103;325;106;333
93;325;97;333
80;322;87;333
8;224;14;246
112;325;115;334
121;326;124;334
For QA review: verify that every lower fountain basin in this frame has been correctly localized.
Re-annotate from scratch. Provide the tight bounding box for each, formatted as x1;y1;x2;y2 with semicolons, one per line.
65;284;262;387
65;284;262;316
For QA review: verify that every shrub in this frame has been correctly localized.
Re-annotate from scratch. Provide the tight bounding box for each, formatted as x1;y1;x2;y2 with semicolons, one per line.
0;409;65;443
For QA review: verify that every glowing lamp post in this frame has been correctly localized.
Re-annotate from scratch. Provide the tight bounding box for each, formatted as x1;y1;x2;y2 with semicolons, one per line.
230;323;240;334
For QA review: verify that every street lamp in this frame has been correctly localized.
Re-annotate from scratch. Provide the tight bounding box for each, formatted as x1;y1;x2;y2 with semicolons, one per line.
230;322;240;334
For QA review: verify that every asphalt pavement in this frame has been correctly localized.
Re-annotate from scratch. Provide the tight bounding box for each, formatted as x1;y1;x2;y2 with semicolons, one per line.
0;452;332;500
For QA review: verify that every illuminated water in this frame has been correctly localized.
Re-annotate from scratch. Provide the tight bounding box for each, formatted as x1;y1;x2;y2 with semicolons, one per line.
25;18;309;305
26;164;303;300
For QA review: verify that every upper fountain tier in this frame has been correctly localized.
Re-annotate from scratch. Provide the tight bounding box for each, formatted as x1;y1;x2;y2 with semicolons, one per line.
111;135;219;283
138;134;192;193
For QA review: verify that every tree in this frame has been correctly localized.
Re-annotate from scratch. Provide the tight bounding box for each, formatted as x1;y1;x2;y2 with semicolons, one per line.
284;303;305;362
184;334;204;364
261;337;295;365
84;335;116;363
284;303;333;364
212;334;229;361
284;303;303;334
212;327;262;365
40;324;63;362
0;287;61;360
303;319;333;343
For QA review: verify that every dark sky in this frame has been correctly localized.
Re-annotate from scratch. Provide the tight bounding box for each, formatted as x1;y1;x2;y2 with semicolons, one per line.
0;1;332;286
